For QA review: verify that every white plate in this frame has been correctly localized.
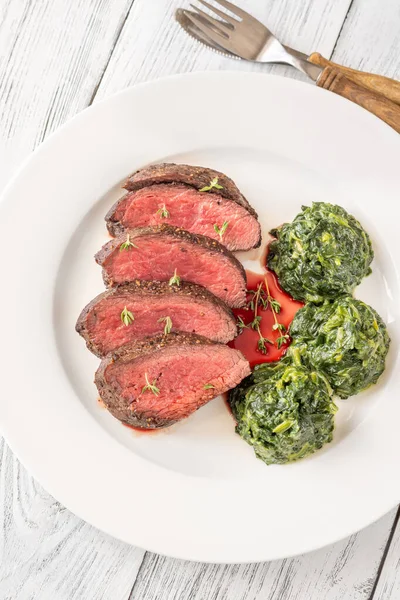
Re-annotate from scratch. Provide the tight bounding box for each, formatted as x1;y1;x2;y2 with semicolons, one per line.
0;71;399;564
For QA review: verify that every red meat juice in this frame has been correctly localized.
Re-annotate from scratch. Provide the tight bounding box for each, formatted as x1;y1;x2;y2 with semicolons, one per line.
228;269;304;368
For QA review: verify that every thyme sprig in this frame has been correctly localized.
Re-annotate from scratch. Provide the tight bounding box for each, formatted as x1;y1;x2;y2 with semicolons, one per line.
269;297;281;314
247;285;281;313
158;316;172;335
169;269;181;286
276;335;290;349
239;279;289;353
247;285;268;311
157;204;170;219
119;234;138;251
272;323;286;332
250;283;272;354
237;316;248;331
199;177;223;192
214;221;229;240
120;306;134;326
264;277;289;349
142;373;160;396
250;315;262;330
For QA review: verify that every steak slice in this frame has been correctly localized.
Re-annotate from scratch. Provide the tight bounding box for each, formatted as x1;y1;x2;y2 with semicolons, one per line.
124;162;257;217
105;184;261;251
76;280;237;357
95;225;247;308
95;332;251;429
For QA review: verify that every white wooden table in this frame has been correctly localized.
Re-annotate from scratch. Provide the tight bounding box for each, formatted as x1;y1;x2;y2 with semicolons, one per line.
1;1;399;598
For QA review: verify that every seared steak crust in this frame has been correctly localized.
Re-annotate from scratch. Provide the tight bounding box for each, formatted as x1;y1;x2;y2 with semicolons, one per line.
105;184;261;250
76;280;237;357
123;162;258;218
95;225;247;307
95;332;250;429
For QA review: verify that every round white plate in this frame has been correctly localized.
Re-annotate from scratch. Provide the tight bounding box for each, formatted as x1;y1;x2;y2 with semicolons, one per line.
0;72;399;563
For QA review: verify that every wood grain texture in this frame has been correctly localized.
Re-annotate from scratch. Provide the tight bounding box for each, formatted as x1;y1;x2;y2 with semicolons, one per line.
128;510;396;600
331;0;400;81
309;52;400;104
317;66;400;132
95;0;352;100
373;509;400;600
0;0;134;191
0;439;145;600
0;1;147;599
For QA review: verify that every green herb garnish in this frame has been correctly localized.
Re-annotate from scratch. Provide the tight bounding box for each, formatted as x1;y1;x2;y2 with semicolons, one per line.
158;316;172;335
157;204;170;219
264;276;289;349
169;269;181;286
199;177;223;192
142;373;160;396
268;297;281;313
214;221;229;240
120;306;134;326
119;234;138;251
247;285;268;311
237;316;248;331
250;316;262;330
250;283;273;354
203;384;215;390
257;337;272;354
276;334;290;349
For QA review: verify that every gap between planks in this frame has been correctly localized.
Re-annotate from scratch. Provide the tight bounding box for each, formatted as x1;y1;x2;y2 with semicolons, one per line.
369;506;400;600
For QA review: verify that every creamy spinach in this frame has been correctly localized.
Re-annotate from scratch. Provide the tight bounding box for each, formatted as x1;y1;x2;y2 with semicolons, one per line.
229;359;336;465
230;202;390;465
289;296;390;398
268;202;373;302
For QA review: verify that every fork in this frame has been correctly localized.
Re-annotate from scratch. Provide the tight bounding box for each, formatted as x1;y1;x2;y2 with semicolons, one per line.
182;0;400;133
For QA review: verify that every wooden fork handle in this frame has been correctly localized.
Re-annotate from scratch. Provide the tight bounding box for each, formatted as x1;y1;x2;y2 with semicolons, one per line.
309;52;400;106
317;66;400;134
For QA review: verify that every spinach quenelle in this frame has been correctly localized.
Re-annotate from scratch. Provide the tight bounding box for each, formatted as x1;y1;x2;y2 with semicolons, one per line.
229;358;337;465
268;202;373;302
288;297;390;399
231;201;390;466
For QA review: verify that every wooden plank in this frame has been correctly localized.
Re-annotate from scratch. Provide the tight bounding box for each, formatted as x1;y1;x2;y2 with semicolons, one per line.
0;438;145;600
331;0;400;79
0;1;146;598
0;0;134;191
95;0;352;101
129;511;396;600
371;509;400;600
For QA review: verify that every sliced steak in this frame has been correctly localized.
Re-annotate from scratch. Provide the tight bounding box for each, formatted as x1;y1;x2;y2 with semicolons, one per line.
95;332;251;428
95;225;247;308
106;184;261;251
76;280;237;357
124;162;257;216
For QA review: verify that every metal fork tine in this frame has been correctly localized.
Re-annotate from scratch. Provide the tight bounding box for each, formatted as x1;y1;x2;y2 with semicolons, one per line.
211;0;248;21
182;10;238;52
190;4;231;35
196;0;238;26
